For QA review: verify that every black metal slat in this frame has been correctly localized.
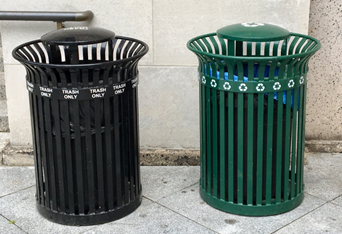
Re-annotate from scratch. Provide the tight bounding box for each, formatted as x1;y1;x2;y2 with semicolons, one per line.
128;42;139;58
113;92;123;207
33;43;46;63
120;90;129;204
124;57;134;200
92;69;105;212
127;89;135;201
49;67;66;212
132;88;140;197
30;64;51;209
104;96;114;210
39;68;58;211
26;45;40;62
83;97;96;213
58;68;75;214
26;65;44;206
100;42;106;61
36;87;50;208
70;68;85;214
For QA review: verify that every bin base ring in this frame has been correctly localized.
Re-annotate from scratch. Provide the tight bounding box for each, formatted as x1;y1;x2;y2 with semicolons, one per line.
36;195;142;226
200;186;304;216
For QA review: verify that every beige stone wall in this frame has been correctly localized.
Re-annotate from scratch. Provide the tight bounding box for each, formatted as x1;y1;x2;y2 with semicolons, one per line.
307;0;342;144
0;0;311;149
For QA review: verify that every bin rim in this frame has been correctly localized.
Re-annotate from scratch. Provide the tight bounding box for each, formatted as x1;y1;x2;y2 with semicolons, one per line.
187;32;321;61
12;36;149;69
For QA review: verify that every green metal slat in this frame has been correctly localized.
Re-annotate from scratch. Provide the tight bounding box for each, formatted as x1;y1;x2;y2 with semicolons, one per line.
296;86;304;195
212;88;218;198
256;42;261;56
247;60;254;205
228;40;235;56
227;92;234;202
196;40;208;53
200;83;204;187
256;93;264;205
268;60;279;81
206;86;212;194
202;38;213;54
218;37;227;55
235;54;244;204
219;90;225;200
237;92;244;204
264;42;270;56
273;41;279;56
290;88;299;198
281;39;287;55
236;41;243;56
216;57;226;201
295;38;306;54
209;36;220;55
247;42;252;56
288;36;300;55
276;92;284;203
266;92;274;204
283;90;292;201
300;85;307;191
301;40;314;53
247;93;254;205
202;84;207;191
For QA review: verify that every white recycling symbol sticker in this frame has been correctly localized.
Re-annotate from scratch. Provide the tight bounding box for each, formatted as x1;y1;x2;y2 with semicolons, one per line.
288;79;295;88
210;80;217;88
256;83;265;92
223;82;231;90
202;76;206;84
273;82;281;90
241;22;265;27
239;83;248;92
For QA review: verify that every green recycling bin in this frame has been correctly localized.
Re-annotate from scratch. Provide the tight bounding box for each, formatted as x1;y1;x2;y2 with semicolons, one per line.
187;23;320;216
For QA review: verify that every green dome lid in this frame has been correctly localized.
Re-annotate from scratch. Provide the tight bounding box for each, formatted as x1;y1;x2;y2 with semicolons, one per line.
217;23;290;42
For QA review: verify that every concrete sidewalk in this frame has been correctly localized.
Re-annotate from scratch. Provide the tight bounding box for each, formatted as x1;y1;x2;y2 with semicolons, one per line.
1;153;342;234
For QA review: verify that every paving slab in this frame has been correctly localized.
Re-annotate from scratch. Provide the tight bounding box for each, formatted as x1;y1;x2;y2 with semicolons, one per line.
0;215;25;234
274;202;342;234
158;184;326;234
83;202;217;234
304;153;342;201
0;166;35;197
0;185;156;234
0;186;98;234
140;166;200;201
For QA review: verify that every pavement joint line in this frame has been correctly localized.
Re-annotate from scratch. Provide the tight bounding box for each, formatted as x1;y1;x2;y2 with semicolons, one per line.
155;201;220;234
141;195;157;205
271;200;329;233
154;181;200;202
0;185;35;199
141;181;200;203
0;213;28;234
330;194;342;203
303;191;336;202
77;226;104;234
327;200;342;208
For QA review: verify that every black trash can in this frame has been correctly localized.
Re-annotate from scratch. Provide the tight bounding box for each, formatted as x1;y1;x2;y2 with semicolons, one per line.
12;27;148;225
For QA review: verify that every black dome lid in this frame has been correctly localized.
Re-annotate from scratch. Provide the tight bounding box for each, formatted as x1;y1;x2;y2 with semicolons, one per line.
41;26;115;45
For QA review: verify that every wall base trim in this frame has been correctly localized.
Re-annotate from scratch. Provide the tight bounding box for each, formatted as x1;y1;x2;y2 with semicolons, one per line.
2;140;341;166
305;140;342;153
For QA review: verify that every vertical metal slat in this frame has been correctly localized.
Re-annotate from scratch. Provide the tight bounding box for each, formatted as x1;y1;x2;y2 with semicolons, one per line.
212;88;218;198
